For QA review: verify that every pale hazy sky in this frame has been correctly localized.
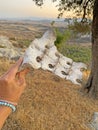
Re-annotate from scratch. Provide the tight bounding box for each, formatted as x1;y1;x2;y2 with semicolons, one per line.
0;0;63;18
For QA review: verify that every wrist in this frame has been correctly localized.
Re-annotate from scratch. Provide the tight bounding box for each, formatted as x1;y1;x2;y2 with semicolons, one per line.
0;106;12;113
0;100;17;112
0;95;18;106
0;106;12;129
0;100;17;106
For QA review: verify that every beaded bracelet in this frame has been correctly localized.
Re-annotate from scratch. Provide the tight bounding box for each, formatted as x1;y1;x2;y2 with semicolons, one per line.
0;101;16;112
0;100;17;106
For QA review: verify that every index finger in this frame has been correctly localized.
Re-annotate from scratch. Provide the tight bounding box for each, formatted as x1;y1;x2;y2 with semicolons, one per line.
0;57;23;79
9;57;23;75
5;57;23;78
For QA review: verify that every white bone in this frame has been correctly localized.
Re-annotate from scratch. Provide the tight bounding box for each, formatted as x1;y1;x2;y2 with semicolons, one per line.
66;70;83;85
66;62;86;85
22;46;43;69
54;63;69;78
46;46;59;60
23;30;87;85
30;30;56;52
59;55;73;69
41;55;56;72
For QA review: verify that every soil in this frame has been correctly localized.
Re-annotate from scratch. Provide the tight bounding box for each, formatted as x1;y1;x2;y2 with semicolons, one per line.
0;59;97;130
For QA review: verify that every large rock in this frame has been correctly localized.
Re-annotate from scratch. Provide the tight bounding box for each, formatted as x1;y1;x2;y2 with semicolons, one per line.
0;36;13;48
0;36;21;59
22;29;87;85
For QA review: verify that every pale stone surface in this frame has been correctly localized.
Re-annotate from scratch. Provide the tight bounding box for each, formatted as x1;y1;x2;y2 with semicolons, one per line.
89;112;98;130
0;36;21;59
0;36;13;48
23;29;87;85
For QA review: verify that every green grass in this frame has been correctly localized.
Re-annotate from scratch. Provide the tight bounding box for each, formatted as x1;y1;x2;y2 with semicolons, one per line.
54;24;91;64
58;44;91;64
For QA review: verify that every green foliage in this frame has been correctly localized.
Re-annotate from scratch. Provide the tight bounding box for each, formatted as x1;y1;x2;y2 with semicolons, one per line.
51;21;55;27
54;28;71;48
33;0;94;21
22;40;31;47
68;20;91;35
54;28;91;64
58;44;91;64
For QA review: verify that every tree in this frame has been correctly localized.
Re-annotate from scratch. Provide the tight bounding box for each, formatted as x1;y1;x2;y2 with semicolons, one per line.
33;0;94;22
85;0;98;98
32;0;98;98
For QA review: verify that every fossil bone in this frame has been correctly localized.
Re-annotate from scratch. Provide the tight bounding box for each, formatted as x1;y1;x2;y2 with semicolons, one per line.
22;29;87;85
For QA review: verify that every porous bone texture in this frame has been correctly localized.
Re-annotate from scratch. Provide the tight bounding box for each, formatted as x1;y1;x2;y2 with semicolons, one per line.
23;29;87;85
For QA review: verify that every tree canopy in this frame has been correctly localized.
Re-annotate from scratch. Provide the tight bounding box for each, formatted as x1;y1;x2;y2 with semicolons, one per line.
32;0;95;22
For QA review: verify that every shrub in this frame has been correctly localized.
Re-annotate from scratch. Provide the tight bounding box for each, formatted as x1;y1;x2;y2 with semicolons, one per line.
54;28;71;48
54;24;91;64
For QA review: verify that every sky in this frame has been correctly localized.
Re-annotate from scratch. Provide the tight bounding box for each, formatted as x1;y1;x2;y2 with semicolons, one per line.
0;0;63;18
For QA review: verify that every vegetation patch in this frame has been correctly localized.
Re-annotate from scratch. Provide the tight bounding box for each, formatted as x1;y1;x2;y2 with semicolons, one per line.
54;28;71;47
59;44;91;64
17;39;32;48
54;27;91;64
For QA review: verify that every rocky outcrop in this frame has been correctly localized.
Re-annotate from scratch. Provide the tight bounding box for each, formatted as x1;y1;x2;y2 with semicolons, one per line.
0;36;21;59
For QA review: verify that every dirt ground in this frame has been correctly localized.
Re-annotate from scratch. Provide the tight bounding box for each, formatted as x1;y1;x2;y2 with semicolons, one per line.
0;58;97;130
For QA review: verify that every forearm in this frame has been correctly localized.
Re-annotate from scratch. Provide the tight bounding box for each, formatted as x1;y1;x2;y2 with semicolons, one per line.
0;107;11;130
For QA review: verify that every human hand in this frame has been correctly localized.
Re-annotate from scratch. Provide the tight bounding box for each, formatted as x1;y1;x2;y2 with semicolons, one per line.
0;58;29;105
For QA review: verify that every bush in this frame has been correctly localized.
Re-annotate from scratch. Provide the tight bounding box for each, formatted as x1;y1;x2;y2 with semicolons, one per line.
54;28;71;48
54;23;91;64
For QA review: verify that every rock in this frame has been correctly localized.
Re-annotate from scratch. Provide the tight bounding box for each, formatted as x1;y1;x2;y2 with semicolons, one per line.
22;29;87;85
0;36;13;48
0;36;21;59
89;112;98;130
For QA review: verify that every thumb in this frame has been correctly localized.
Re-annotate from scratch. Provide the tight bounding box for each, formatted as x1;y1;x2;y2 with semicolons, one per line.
17;68;30;78
16;68;29;86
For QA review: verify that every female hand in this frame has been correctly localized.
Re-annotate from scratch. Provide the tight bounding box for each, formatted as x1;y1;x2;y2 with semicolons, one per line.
0;58;29;105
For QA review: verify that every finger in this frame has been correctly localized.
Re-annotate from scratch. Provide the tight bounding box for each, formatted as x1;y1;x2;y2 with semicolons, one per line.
5;57;23;78
16;70;28;87
18;76;26;87
17;68;30;78
16;68;29;85
10;57;23;73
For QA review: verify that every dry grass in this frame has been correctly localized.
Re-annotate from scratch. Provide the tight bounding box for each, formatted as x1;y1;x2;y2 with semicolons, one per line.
0;21;47;42
0;58;97;130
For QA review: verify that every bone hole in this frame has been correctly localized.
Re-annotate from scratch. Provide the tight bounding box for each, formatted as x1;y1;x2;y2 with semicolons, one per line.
48;64;54;69
76;79;82;84
45;45;50;49
36;56;42;62
55;53;60;58
67;62;71;66
80;68;85;72
61;71;68;75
